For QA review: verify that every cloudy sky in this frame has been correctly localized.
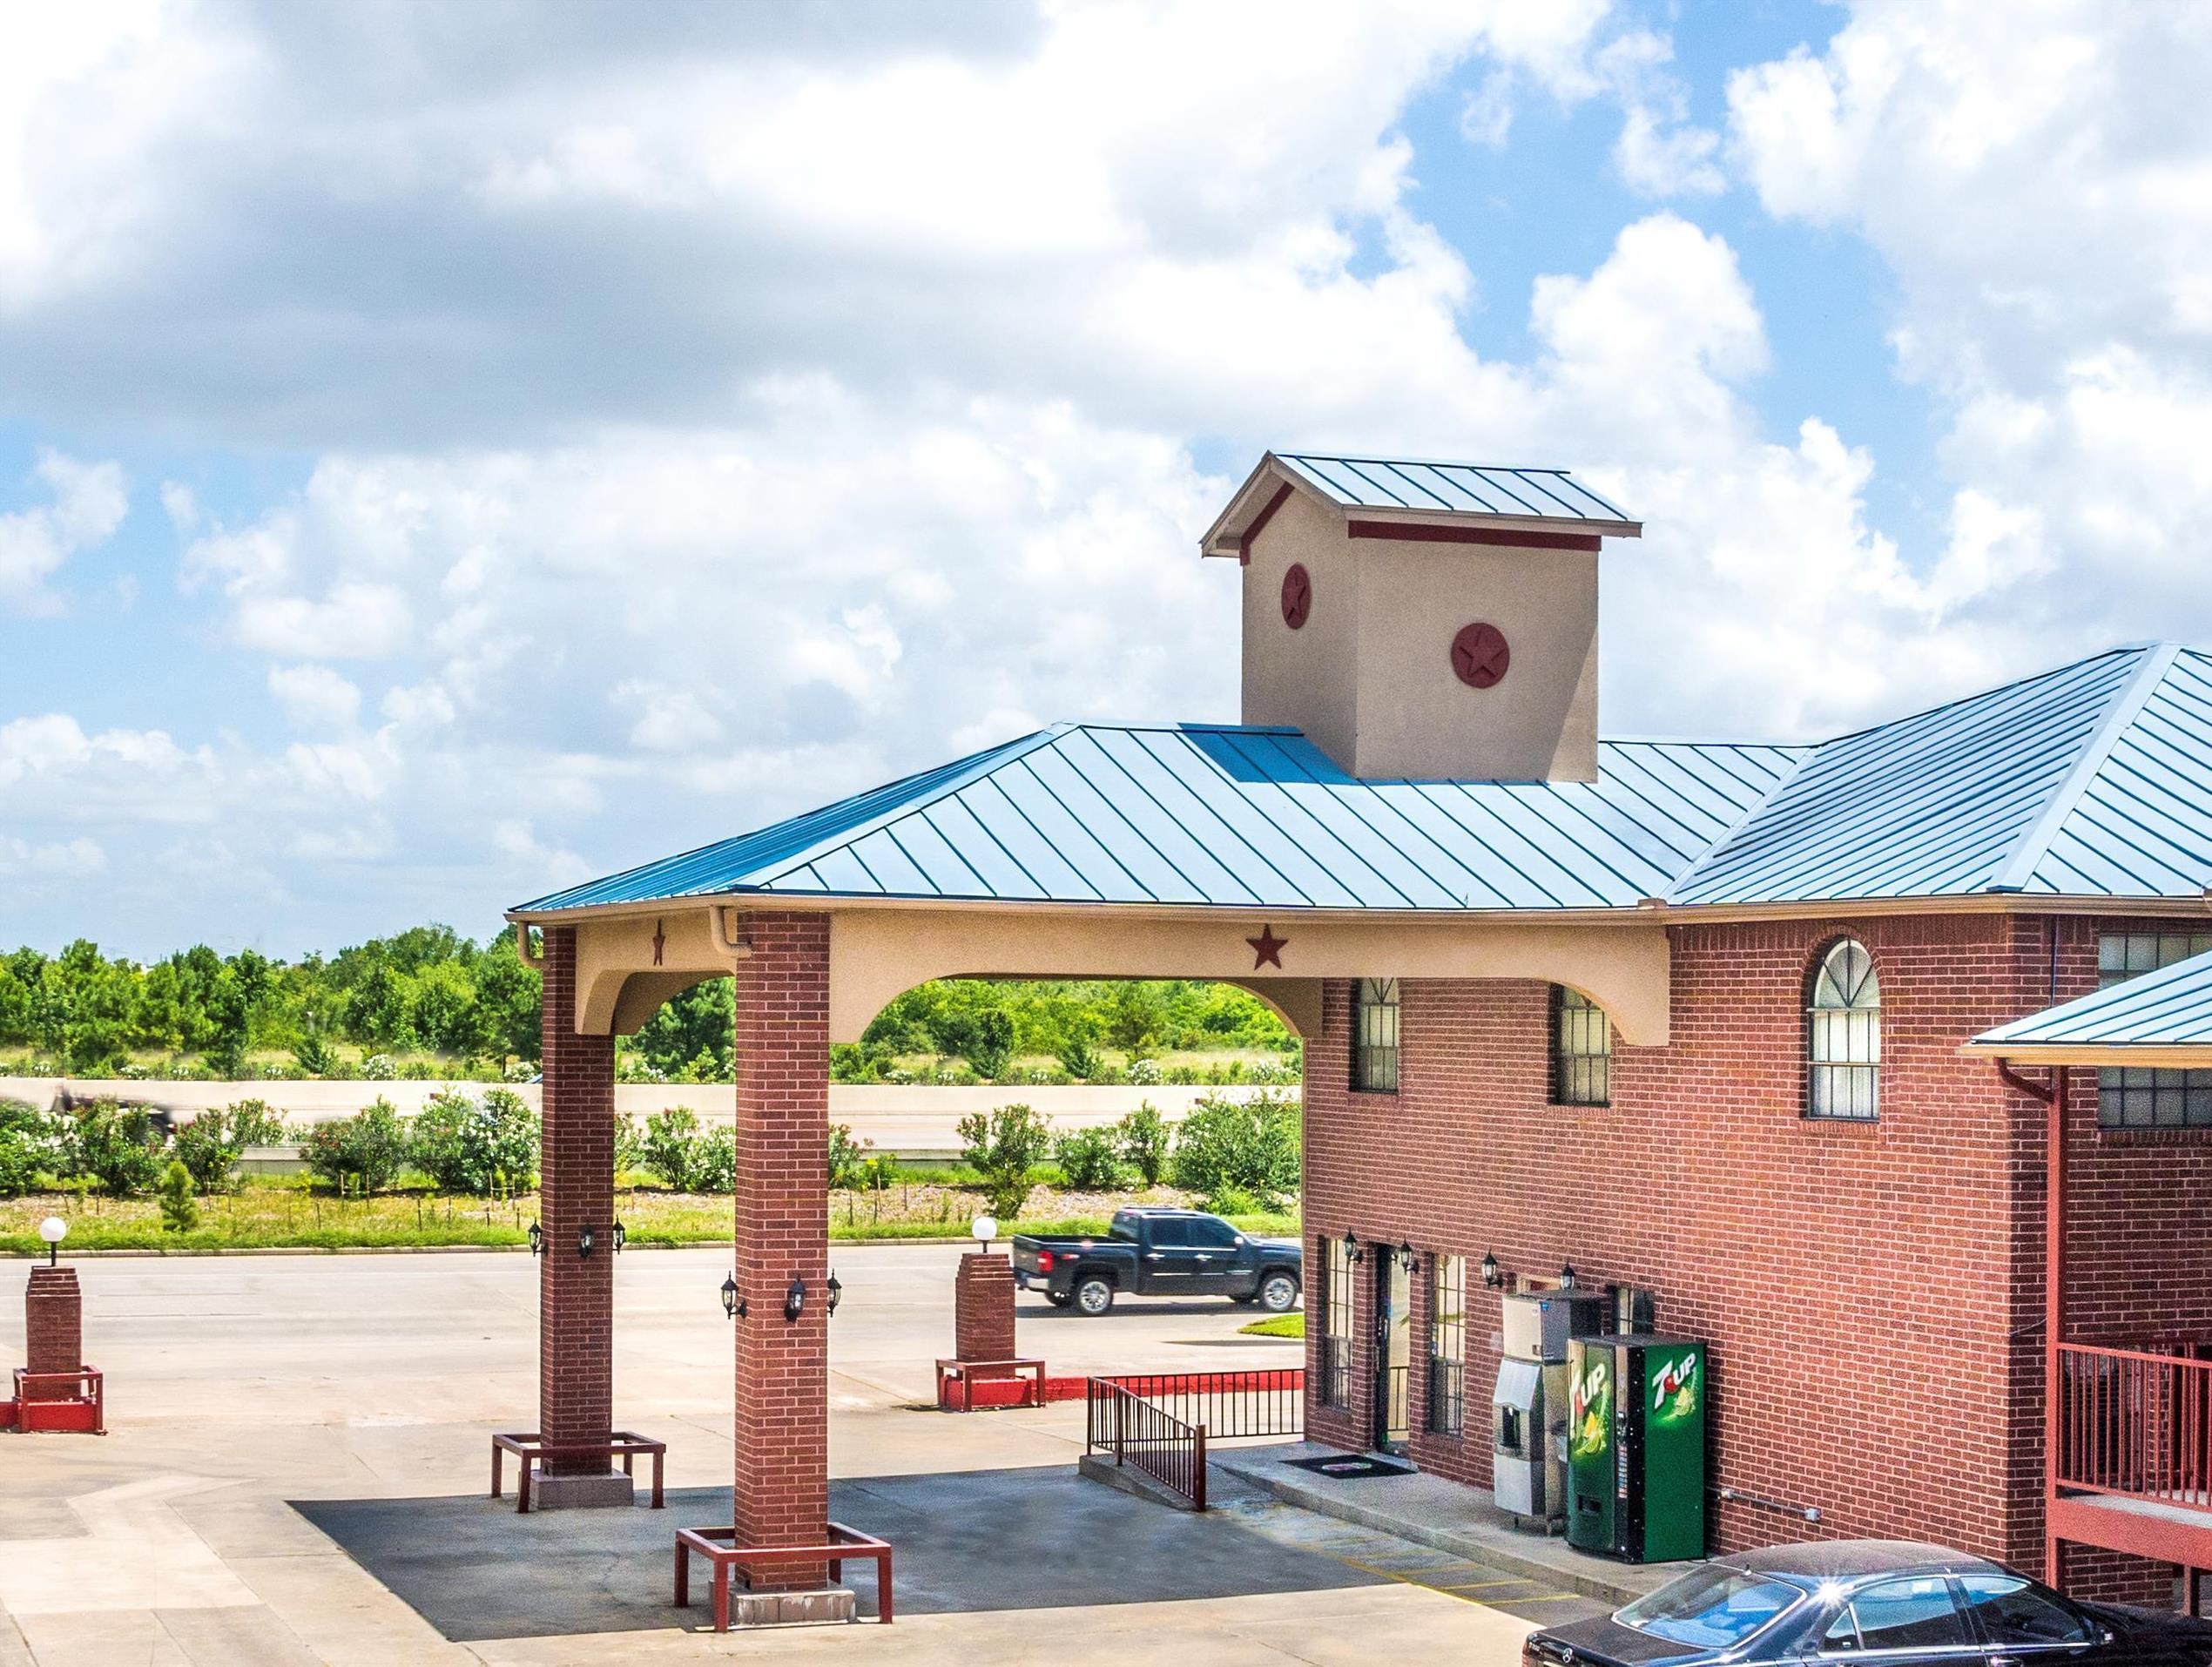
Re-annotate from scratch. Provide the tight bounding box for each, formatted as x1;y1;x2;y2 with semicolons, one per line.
7;0;2212;957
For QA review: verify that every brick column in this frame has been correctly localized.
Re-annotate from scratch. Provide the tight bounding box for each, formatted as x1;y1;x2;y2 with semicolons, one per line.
537;925;623;1495
954;1252;1017;1362
23;1265;83;1398
732;912;831;1588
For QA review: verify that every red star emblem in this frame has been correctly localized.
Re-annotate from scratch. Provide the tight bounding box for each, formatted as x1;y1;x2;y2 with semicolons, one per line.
1246;925;1287;969
651;919;665;967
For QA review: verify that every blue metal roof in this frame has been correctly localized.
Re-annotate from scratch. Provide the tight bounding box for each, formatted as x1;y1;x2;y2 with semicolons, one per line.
516;728;1800;914
516;643;2212;917
1271;453;1635;525
1970;948;2212;1052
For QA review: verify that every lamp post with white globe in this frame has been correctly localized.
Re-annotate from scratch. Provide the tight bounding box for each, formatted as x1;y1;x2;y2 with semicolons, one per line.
37;1216;66;1268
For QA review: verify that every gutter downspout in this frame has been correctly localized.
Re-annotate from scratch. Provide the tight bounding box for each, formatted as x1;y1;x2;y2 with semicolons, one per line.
1995;1057;2067;1587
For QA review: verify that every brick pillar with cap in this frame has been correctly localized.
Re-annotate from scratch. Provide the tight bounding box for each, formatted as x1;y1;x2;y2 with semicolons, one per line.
732;911;832;1588
954;1252;1018;1363
535;924;629;1506
23;1265;84;1397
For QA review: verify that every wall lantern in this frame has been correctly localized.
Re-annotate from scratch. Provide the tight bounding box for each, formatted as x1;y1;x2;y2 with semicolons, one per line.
1480;1250;1501;1289
1341;1229;1364;1265
1398;1239;1418;1272
528;1221;543;1257
611;1220;626;1254
578;1225;596;1259
720;1273;745;1320
37;1215;67;1267
784;1276;806;1324
827;1271;843;1318
1559;1262;1577;1292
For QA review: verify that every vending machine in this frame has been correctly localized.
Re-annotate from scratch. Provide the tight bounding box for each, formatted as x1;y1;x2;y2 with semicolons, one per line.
1564;1333;1707;1562
1492;1291;1608;1528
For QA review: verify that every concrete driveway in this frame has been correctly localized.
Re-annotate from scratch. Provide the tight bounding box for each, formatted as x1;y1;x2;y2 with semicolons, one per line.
0;1245;1546;1665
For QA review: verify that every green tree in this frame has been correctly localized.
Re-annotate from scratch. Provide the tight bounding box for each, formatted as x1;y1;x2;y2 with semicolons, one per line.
172;1110;245;1192
634;979;732;1080
1170;1090;1300;1209
158;1159;199;1232
1116;1102;1171;1185
1053;1126;1124;1191
956;1103;1052;1220
300;1099;407;1193
61;1098;168;1197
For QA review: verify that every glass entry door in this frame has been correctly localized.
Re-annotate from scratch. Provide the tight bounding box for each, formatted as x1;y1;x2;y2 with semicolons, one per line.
1374;1252;1412;1451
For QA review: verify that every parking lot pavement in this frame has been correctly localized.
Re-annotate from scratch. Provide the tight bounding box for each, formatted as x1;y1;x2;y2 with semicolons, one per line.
0;1245;1554;1665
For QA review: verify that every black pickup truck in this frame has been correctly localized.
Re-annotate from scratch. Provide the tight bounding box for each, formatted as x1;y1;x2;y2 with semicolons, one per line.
1010;1207;1302;1316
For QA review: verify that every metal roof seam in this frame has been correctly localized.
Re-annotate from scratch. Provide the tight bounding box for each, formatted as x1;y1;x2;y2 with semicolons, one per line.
970;773;1112;904
1065;728;1269;908
1008;749;1169;905
1205;729;1425;908
1123;731;1327;908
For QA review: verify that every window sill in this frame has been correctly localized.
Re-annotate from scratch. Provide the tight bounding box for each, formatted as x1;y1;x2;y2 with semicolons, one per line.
1548;1100;1612;1111
2092;1127;2212;1146
1797;1114;1881;1136
1348;1086;1401;1101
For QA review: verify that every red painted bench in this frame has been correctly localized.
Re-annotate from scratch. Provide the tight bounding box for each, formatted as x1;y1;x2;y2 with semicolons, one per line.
8;1367;104;1434
934;1356;1046;1410
674;1522;894;1630
490;1430;664;1512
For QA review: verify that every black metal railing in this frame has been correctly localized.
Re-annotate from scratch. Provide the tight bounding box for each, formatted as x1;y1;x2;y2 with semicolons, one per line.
1088;1380;1207;1510
1319;1337;1352;1409
1427;1359;1465;1436
1084;1369;1306;1511
1386;1363;1410;1447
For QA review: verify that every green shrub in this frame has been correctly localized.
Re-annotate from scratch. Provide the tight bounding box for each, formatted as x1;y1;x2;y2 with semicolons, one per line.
1057;1040;1100;1080
828;1124;873;1191
1170;1090;1299;1208
0;1098;51;1198
63;1099;169;1198
956;1103;1052;1220
1204;1182;1259;1218
226;1097;291;1147
300;1098;407;1193
158;1159;199;1232
406;1089;539;1196
172;1110;245;1192
292;1031;338;1076
1053;1126;1124;1191
1116;1102;1170;1186
638;1107;734;1192
613;1113;644;1176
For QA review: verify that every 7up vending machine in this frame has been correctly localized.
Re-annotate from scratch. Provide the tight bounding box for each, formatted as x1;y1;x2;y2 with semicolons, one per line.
1565;1334;1707;1562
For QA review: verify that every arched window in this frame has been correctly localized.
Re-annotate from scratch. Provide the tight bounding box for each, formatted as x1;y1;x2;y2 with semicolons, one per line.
1550;986;1612;1106
1807;938;1880;1120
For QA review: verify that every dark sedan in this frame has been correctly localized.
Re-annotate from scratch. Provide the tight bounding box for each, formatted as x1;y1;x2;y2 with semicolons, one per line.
1525;1541;2212;1667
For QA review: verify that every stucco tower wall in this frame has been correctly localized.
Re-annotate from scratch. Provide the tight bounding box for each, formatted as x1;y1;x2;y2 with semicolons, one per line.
1240;484;1601;780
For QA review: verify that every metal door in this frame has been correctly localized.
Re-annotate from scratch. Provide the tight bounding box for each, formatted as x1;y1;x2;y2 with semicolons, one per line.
1374;1253;1412;1451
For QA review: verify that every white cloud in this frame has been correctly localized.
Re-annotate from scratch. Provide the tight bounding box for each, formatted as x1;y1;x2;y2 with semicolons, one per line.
0;836;105;878
266;663;361;731
0;449;127;608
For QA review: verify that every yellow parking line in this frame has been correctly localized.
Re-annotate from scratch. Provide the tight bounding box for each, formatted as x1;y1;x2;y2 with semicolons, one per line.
1495;1593;1588;1604
1436;1578;1540;1592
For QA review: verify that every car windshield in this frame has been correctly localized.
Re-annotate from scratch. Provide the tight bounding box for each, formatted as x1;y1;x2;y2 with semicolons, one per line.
1617;1567;1804;1649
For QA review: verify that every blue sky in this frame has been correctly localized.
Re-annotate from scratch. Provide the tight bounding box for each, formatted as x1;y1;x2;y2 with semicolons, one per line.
6;0;2210;957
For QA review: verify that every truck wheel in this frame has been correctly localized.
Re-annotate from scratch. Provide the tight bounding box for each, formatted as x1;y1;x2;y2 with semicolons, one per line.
1073;1274;1116;1316
1045;1290;1073;1308
1257;1272;1299;1313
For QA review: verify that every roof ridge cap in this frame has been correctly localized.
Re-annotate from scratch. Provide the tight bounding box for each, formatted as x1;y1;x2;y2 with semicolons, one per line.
1984;643;2183;894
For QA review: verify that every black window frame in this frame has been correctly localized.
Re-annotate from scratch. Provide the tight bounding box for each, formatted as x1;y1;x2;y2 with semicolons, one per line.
1549;985;1613;1107
2095;931;2212;1130
1352;977;1400;1093
1318;1234;1354;1407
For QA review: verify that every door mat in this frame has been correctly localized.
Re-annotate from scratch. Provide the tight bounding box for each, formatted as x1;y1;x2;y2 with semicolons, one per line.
1283;1454;1414;1481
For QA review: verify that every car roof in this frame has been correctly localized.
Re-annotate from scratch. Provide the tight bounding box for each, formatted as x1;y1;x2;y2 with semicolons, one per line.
1716;1541;2003;1583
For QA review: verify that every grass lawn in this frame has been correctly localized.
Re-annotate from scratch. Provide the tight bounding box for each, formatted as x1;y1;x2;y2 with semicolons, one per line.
1238;1313;1304;1338
1;1178;1298;1255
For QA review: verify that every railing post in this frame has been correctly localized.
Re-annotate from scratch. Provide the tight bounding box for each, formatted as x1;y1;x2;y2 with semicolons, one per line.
1194;1425;1207;1513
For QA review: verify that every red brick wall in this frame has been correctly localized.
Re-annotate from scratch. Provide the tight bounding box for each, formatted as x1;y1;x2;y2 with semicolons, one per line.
538;924;616;1471
954;1252;1019;1362
732;912;832;1587
22;1265;83;1396
1304;910;2212;1583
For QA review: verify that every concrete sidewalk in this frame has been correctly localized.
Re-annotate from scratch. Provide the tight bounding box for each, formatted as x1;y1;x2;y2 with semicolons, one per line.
1211;1442;1694;1607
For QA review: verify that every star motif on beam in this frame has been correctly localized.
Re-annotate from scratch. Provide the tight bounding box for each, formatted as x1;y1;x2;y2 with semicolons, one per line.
1246;924;1287;969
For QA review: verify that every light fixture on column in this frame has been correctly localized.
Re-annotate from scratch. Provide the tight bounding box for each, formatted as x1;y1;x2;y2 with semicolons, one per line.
1559;1262;1577;1291
527;1221;543;1257
611;1220;626;1254
721;1272;746;1319
784;1276;806;1323
37;1216;66;1268
826;1271;843;1317
1341;1229;1363;1265
578;1225;596;1259
971;1214;998;1250
1480;1249;1501;1289
1398;1239;1417;1272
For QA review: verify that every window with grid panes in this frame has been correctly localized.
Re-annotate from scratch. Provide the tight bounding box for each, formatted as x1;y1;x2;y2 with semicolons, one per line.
1352;978;1400;1092
1319;1235;1354;1407
2097;932;2212;1129
1550;986;1612;1105
1807;939;1880;1120
1426;1253;1466;1435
